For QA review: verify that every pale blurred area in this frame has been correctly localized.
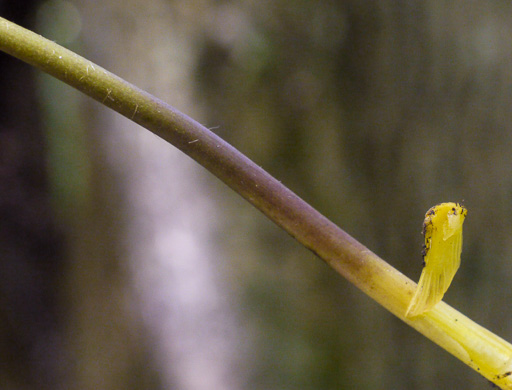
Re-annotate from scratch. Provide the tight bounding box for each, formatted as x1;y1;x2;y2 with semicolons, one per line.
2;1;512;389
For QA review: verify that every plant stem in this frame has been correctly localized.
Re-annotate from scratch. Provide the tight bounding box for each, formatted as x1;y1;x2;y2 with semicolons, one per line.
0;16;510;388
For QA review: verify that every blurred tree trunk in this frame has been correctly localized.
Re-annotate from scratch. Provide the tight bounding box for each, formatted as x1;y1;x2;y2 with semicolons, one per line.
34;1;164;389
72;1;243;389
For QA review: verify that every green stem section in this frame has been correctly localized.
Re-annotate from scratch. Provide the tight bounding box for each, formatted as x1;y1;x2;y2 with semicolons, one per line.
0;17;510;388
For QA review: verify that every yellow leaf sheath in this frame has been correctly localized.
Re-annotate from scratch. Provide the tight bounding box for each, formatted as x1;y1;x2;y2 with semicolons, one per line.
405;202;467;318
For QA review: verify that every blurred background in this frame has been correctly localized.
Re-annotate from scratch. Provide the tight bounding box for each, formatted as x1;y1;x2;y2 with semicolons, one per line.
1;0;512;389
